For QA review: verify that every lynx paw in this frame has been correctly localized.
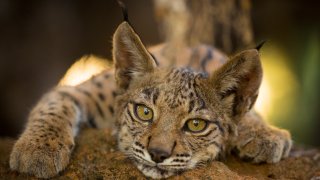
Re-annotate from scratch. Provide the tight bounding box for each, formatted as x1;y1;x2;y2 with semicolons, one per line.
10;135;74;178
233;128;292;163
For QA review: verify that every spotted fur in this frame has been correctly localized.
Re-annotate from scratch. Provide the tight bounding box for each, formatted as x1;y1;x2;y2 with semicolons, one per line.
9;21;292;179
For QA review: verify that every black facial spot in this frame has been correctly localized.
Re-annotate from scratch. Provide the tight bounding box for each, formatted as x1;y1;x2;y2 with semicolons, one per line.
176;159;185;163
133;148;144;155
135;142;144;149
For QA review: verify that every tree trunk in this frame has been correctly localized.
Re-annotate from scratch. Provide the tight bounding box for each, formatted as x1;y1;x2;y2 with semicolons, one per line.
154;0;254;54
210;0;254;53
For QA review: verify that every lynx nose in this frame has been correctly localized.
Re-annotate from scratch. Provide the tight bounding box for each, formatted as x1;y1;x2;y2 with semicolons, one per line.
148;148;170;163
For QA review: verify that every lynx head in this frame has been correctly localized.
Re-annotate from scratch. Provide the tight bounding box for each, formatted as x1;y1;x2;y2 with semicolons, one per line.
112;22;262;179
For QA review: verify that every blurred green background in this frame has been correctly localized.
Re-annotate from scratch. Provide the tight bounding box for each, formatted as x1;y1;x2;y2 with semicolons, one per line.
252;1;319;146
0;0;319;146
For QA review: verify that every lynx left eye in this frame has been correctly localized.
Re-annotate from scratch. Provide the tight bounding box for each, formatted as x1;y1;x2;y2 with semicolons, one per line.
185;119;207;133
134;104;153;121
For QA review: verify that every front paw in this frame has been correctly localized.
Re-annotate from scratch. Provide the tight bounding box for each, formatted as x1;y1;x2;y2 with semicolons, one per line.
10;134;74;178
233;128;292;163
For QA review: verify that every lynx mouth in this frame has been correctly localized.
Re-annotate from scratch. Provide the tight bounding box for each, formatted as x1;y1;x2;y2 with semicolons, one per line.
132;156;188;178
135;162;184;179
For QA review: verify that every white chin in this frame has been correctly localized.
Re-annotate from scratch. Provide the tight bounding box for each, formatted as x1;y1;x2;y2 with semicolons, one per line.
136;163;175;179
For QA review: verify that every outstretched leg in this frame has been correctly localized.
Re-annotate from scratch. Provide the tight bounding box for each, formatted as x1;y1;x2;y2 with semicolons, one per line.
10;68;115;178
9;88;82;178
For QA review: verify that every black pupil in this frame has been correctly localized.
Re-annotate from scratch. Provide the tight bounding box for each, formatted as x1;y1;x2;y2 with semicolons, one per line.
144;108;149;115
193;120;199;127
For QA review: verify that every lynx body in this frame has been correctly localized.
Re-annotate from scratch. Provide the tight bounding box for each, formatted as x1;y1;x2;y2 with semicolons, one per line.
10;21;292;179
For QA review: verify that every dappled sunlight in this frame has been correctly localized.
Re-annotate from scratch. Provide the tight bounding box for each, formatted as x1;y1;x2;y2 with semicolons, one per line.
59;56;110;86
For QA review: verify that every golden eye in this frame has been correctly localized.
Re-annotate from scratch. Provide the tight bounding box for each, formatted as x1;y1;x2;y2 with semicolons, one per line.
186;119;207;133
134;104;153;121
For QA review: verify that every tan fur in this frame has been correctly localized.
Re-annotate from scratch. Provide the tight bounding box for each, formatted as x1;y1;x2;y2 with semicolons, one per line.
9;22;292;179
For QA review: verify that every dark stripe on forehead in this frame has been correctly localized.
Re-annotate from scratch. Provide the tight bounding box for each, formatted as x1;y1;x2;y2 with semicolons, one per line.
188;98;206;113
142;88;153;98
191;85;207;112
142;87;159;104
188;100;195;113
195;98;206;111
152;89;160;104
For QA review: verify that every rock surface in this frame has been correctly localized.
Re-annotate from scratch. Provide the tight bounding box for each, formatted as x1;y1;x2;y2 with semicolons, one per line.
1;128;320;179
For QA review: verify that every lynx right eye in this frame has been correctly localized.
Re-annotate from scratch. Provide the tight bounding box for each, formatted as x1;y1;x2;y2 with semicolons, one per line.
134;104;153;121
185;119;208;133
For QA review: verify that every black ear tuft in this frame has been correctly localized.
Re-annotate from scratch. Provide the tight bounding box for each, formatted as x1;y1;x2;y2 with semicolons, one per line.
117;0;129;22
255;40;267;51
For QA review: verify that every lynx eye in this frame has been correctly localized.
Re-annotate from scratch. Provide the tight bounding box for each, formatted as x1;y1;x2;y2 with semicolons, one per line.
134;104;153;121
185;119;207;133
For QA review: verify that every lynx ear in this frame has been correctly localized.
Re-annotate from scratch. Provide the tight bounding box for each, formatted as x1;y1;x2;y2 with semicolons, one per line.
210;49;262;121
113;22;157;89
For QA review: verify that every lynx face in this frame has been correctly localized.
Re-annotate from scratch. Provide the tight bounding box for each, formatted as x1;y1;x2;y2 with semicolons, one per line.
116;68;231;178
113;22;262;178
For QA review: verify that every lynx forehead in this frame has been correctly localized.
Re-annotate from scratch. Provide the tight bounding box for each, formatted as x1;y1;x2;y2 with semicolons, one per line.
163;68;206;109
